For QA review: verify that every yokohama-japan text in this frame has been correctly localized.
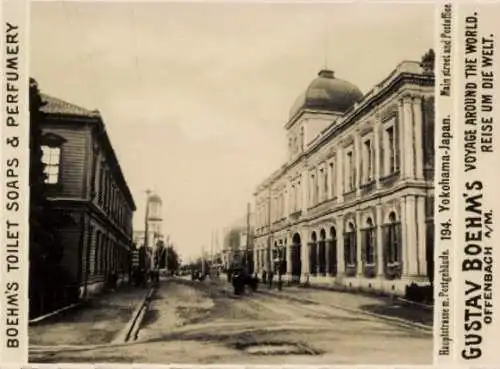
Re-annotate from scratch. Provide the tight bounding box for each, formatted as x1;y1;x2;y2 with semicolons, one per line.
461;11;495;360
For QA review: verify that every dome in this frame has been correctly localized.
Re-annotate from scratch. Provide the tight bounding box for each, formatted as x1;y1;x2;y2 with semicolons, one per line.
289;69;363;119
148;194;162;205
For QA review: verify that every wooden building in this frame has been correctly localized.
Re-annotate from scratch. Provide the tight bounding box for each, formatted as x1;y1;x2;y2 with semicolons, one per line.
39;94;136;297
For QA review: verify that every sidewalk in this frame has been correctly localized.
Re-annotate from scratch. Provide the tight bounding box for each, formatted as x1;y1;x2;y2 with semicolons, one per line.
260;284;433;328
29;284;150;346
220;277;432;328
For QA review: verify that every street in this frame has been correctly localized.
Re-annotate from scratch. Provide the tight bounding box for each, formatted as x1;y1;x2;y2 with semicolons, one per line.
30;278;432;364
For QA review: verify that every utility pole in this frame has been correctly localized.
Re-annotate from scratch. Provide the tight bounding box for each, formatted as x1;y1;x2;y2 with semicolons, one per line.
165;234;170;276
144;189;152;273
201;245;206;275
246;202;251;275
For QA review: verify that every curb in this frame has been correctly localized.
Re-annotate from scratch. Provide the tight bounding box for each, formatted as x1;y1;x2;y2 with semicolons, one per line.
29;302;84;325
112;286;155;343
397;297;434;311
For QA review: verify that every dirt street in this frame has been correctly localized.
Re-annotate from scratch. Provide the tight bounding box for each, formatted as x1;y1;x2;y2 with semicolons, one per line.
30;278;432;364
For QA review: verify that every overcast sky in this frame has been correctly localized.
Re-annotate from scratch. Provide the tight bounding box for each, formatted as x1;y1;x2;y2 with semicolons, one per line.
31;1;434;262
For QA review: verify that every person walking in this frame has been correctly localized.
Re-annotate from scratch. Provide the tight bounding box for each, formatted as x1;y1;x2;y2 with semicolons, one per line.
268;270;274;289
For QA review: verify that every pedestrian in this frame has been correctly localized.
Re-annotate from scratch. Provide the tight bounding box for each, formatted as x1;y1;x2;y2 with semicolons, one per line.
262;270;267;285
268;270;274;289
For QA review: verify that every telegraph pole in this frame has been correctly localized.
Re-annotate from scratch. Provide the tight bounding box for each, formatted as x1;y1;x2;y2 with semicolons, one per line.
246;202;251;274
144;189;152;273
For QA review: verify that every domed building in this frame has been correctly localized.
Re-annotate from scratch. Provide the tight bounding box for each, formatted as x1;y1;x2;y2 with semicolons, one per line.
289;69;363;119
253;51;435;296
285;69;364;162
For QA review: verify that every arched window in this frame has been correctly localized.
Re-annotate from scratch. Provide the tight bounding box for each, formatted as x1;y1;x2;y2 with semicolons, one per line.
310;232;318;275
329;226;337;276
363;217;375;265
387;212;400;263
344;222;356;266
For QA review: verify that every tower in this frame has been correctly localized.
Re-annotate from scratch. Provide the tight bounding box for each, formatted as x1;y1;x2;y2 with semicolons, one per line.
146;193;163;249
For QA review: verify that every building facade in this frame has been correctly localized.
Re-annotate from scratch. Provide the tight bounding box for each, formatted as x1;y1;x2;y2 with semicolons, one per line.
253;51;435;295
39;94;136;297
222;211;255;271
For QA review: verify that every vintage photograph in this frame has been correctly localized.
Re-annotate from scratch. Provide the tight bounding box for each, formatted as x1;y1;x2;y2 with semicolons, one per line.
28;1;435;364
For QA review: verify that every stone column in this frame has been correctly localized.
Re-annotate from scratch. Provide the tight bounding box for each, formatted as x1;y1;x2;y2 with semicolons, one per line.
336;147;344;203
402;95;415;179
400;197;408;276
416;196;427;276
397;100;406;177
287;242;293;276
374;117;381;189
336;218;345;276
405;195;419;276
302;237;310;277
325;239;330;276
376;205;384;277
327;162;332;200
301;171;308;213
355;211;363;276
316;241;321;275
412;96;425;180
355;134;362;197
264;243;269;272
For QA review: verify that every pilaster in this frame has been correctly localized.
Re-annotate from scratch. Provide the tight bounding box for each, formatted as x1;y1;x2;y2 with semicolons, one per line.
336;219;345;276
336;147;344;203
376;205;384;277
374;115;381;189
416;196;428;276
402;94;415;179
397;99;406;177
412;95;425;180
355;211;363;276
325;239;330;276
286;243;293;276
355;133;362;197
404;195;419;276
302;237;310;275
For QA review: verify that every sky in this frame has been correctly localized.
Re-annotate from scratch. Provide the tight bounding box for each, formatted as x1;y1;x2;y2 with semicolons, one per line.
31;1;434;262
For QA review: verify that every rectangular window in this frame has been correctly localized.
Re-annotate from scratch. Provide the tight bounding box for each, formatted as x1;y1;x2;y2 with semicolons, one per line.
41;146;61;184
384;125;396;175
315;173;319;204
297;180;301;210
310;174;315;206
364;139;373;182
346;151;354;191
323;167;328;200
329;162;335;198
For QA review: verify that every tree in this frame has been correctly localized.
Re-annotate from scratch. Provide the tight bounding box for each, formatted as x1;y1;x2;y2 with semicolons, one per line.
166;245;180;274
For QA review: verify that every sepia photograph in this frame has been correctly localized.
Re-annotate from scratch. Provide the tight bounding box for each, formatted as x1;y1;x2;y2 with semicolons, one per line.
27;1;435;364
